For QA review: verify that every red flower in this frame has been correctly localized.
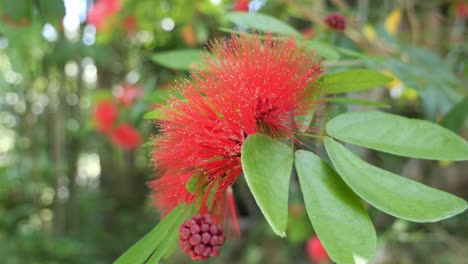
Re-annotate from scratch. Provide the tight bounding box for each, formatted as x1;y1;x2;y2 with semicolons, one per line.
456;0;468;19
123;16;138;35
93;100;118;133
306;236;328;263
116;84;143;107
233;0;249;12
324;13;346;31
111;123;142;150
87;0;121;30
150;34;323;257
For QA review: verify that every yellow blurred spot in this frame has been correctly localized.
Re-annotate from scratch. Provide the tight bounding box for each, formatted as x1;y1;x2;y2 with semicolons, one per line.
439;160;453;167
383;71;401;89
363;24;377;42
402;88;419;101
384;9;402;36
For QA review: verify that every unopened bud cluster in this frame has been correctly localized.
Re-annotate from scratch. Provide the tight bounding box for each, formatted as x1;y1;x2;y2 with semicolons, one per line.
178;214;225;260
325;13;346;31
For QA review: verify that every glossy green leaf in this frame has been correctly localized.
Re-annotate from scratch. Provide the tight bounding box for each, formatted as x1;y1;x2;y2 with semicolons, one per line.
295;150;377;263
226;12;301;36
152;49;203;71
305;41;340;60
441;96;468;132
241;134;293;237
326;111;468;160
320;70;393;94
324;137;468;222
114;204;188;264
327;97;390;108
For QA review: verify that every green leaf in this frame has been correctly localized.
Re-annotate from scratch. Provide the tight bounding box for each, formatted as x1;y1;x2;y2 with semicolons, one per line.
38;0;65;25
326;111;468;160
241;134;293;237
320;70;393;94
335;47;365;58
441;96;468;132
146;208;192;264
143;106;168;121
327;97;390;108
114;204;188;264
144;89;182;104
186;173;201;194
226;12;301;37
305;41;340;61
152;49;203;71
324;137;468;222
295;150;377;263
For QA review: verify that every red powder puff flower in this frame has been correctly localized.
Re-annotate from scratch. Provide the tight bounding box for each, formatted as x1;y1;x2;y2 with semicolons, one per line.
150;34;323;259
116;84;144;107
111;123;142;150
93;100;118;133
325;13;346;31
233;0;250;12
306;236;329;263
87;0;121;30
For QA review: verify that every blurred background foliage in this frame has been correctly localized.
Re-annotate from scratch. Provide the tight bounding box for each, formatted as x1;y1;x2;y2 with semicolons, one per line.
0;0;467;263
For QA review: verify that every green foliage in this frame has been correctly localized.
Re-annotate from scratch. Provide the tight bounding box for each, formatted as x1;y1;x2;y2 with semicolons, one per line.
319;70;393;94
152;49;204;71
305;41;340;60
37;0;65;25
241;134;293;237
114;204;190;264
295;150;377;264
0;0;32;22
326;111;468;160
226;12;301;36
327;97;391;108
324;137;467;222
441;96;468;132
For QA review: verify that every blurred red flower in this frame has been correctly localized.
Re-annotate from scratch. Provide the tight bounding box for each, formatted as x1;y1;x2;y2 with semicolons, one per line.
150;34;323;241
116;84;144;107
87;0;121;30
324;13;346;31
93;100;118;133
123;16;137;35
233;0;249;12
2;13;30;27
110;123;142;150
456;0;468;19
306;236;328;263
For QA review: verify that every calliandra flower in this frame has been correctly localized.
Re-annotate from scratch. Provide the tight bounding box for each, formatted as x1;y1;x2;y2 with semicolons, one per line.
87;0;121;30
233;0;250;12
111;123;142;150
116;84;144;107
306;236;328;263
150;34;323;259
324;13;346;31
93;100;118;133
